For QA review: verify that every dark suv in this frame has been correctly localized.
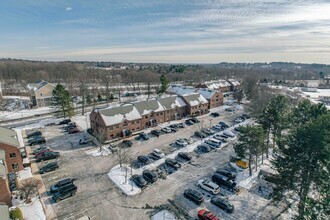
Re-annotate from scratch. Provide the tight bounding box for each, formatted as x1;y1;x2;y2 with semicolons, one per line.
39;162;59;174
27;131;42;139
151;129;161;136
183;189;204;205
142;170;158;183
36;152;60;162
28;137;46;146
52;183;77;203
50;178;74;193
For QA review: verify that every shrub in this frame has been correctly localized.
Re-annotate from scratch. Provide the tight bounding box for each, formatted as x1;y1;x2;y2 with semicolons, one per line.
10;208;23;220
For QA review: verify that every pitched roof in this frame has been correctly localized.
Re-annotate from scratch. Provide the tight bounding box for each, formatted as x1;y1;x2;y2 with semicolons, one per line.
181;93;208;106
158;96;186;110
0;127;19;147
195;88;217;99
132;99;165;115
228;79;241;86
98;104;141;126
33;80;55;92
167;85;218;100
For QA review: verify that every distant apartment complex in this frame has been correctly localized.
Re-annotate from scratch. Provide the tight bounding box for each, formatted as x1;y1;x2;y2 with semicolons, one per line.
195;79;241;92
30;80;55;108
0;127;24;206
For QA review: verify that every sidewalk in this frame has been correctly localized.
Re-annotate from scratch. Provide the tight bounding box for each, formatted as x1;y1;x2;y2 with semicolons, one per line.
24;133;57;220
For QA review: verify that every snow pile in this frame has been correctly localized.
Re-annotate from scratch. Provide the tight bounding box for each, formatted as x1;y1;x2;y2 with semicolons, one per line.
237;168;260;190
14;128;24;147
107;164;141;196
72;114;90;130
11;197;46;220
85;146;111;157
17;167;33;180
151;210;176;220
14;118;62;130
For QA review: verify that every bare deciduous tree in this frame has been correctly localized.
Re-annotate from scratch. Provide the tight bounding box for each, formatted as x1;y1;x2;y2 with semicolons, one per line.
18;177;42;203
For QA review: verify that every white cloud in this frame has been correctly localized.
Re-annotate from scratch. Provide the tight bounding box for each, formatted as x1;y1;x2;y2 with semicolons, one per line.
65;7;72;11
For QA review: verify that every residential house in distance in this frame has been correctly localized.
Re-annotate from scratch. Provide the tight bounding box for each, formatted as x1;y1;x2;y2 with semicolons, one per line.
132;99;165;128
228;79;241;91
181;93;209;116
90;104;142;141
158;95;187;122
30;80;55;108
0;127;24;206
195;80;232;92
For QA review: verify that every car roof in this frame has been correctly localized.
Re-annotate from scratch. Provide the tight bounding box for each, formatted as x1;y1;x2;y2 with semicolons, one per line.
58;178;72;185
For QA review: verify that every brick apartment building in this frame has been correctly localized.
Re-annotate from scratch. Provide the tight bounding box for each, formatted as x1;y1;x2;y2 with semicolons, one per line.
90;93;209;141
181;93;209;116
166;85;223;109
0;127;24;206
195;80;236;93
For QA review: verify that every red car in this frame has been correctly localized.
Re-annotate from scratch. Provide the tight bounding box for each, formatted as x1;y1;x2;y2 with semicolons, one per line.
35;149;52;158
68;127;79;134
198;209;220;220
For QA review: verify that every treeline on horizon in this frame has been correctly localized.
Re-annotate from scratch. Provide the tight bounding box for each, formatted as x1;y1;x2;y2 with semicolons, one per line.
0;58;326;95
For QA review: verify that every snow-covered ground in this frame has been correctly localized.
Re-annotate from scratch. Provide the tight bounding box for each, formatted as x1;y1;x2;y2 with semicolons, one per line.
0;107;53;121
11;197;46;220
72;113;90;130
17;167;33;181
107;164;141;196
151;210;176;220
85;146;111;157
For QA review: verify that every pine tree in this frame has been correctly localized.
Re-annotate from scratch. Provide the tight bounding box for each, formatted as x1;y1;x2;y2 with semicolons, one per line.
159;74;169;94
234;125;265;176
233;89;244;104
51;84;74;118
272;113;330;219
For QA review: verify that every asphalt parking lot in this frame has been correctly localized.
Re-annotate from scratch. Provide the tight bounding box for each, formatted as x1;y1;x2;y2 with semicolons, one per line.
25;103;282;220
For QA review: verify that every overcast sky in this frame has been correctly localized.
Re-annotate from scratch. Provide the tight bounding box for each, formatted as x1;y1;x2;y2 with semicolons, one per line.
1;0;330;64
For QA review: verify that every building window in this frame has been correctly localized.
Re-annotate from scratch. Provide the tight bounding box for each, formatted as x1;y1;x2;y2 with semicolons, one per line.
11;163;18;170
156;113;159;116
123;121;128;126
145;116;148;119
9;153;16;158
116;125;119;129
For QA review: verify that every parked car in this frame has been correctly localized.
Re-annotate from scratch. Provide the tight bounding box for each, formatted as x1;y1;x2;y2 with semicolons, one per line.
219;121;229;128
120;140;133;148
58;119;71;125
223;131;235;138
176;139;188;147
165;158;181;169
236;159;248;169
27;131;42;139
169;124;178;129
183;189;204;205
205;139;221;149
185;119;194;126
36;152;60;162
161;127;172;133
198;209;220;220
64;123;76;131
241;114;251;119
79;137;93;145
170;127;178;132
216;169;237;180
131;174;147;188
137;155;151;165
212;174;237;192
52;183;77;203
139;132;150;140
212;124;223;130
225;108;235;112
39;162;59;174
197;179;220;195
190;118;200;123
202;128;215;136
177;122;185;128
68;127;80;134
50;178;75;193
151;129;161;136
151;149;165;159
29;137;46;146
177;152;192;161
210;112;220;117
195;131;207;138
33;146;49;155
233;117;243;123
211;197;234;213
142;169;158;183
219;134;229;139
213;134;225;141
183;138;193;144
35;149;52;158
196;144;211;153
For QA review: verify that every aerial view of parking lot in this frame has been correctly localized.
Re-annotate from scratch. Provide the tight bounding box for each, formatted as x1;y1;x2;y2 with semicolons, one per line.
1;1;329;220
